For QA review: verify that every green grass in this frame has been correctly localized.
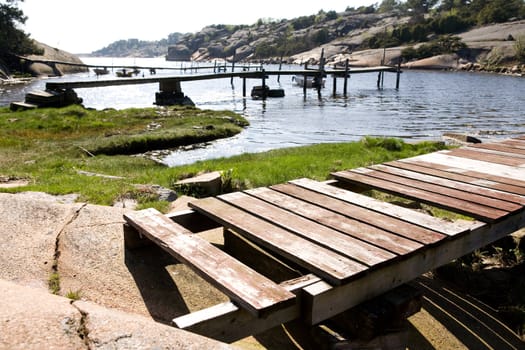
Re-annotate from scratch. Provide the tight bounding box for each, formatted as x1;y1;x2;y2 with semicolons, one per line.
0;105;447;206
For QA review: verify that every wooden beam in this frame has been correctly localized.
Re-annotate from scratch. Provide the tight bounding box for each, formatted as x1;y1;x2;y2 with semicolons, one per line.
124;208;296;317
173;274;321;343
302;210;525;325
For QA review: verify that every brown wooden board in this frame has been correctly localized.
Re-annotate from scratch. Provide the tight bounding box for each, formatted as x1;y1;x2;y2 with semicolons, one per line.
289;178;475;237
447;148;525;167
346;167;521;212
332;170;509;222
245;187;423;255
123;208;296;317
405;152;525;183
219;191;396;267
501;139;525;150
470;143;525;157
264;184;445;246
369;164;525;206
189;197;368;285
385;160;525;196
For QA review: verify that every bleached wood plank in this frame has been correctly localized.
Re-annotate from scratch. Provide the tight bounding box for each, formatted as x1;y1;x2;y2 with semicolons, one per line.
448;148;525;167
404;152;525;182
386;160;525;196
124;208;295;317
469;143;525;157
290;178;476;236
189;197;368;285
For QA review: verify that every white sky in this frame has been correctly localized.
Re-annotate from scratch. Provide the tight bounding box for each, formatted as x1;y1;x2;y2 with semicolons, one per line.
19;0;377;54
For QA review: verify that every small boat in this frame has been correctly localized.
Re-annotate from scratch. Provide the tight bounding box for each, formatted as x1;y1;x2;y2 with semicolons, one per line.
115;68;140;78
292;75;326;88
251;85;285;99
93;67;110;76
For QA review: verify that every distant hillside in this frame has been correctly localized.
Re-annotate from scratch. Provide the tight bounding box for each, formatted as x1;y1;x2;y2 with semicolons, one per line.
91;1;525;73
91;33;184;57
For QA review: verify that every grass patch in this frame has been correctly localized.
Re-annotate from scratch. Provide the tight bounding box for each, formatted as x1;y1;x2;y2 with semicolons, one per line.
0;105;447;206
48;272;60;294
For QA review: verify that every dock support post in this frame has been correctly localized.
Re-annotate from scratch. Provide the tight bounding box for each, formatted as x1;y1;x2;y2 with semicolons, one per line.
231;54;236;87
262;69;267;100
242;78;246;97
278;54;283;83
303;63;308;96
332;75;337;97
344;59;349;97
396;60;401;90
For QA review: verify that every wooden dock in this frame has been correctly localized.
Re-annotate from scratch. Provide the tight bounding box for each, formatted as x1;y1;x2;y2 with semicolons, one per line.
124;137;525;343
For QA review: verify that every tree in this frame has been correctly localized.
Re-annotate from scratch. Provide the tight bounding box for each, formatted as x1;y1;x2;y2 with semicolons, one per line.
378;0;400;13
405;0;439;15
0;0;37;55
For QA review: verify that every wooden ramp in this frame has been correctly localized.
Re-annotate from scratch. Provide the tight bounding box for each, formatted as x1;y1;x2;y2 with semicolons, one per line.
123;137;525;342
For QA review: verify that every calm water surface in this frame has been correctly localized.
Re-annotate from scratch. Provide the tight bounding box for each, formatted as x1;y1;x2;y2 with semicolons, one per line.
1;57;523;166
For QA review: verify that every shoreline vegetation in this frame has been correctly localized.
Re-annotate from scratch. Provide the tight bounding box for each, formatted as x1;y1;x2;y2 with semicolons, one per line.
0;104;446;207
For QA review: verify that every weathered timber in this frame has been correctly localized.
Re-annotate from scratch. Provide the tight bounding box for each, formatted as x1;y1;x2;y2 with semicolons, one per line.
385;160;525;196
219;191;397;266
123;208;296;317
173;274;321;343
407;151;525;182
288;178;475;236
331;169;511;222
268;183;446;245
189;197;368;285
302;210;525;324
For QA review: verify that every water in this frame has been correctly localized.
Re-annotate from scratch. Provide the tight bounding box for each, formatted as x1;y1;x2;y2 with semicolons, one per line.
1;57;524;166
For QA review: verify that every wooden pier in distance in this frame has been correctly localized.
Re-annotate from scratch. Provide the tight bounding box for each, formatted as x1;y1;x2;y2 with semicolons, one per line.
20;63;401;109
124;137;525;344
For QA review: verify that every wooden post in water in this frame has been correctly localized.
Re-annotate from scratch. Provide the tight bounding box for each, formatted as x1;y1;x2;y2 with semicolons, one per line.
317;49;325;97
261;69;267;100
303;62;308;96
332;74;337;97
231;54;236;87
242;77;246;97
343;59;349;97
278;54;283;83
396;60;401;90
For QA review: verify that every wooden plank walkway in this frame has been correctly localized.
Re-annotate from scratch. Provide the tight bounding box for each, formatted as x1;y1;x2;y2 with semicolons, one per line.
46;66;398;91
123;137;525;342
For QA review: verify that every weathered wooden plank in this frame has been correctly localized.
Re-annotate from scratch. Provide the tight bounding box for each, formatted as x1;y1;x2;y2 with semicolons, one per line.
290;178;476;236
264;184;444;246
189;197;368;285
386;160;525;196
356;166;522;212
398;157;525;190
332;169;509;222
245;187;423;255
123;208;295;317
370;164;525;206
501;139;525;150
302;210;525;325
470;143;525;157
219;191;396;266
403;152;525;183
173;274;321;342
447;148;525;167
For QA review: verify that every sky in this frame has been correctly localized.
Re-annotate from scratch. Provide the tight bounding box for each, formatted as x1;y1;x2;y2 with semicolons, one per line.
19;0;377;54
